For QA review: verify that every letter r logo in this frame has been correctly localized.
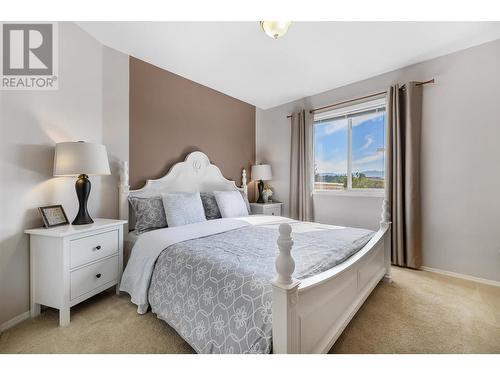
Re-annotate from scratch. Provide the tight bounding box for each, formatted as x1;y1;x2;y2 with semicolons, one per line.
2;23;53;76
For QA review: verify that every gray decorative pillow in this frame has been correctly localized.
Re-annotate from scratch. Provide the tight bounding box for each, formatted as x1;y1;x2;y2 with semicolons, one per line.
128;196;168;234
200;193;222;220
161;192;207;227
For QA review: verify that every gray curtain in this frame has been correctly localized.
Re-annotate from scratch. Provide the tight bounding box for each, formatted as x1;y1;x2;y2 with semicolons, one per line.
385;82;423;268
289;110;314;221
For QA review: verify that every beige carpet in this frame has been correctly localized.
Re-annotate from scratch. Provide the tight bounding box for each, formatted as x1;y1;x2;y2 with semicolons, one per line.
1;267;499;354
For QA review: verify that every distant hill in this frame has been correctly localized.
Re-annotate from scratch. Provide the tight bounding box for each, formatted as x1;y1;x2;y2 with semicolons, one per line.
317;170;384;179
317;172;343;177
359;170;384;178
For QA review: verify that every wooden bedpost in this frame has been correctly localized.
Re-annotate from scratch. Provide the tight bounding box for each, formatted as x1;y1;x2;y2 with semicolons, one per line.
380;199;392;282
272;223;300;353
119;161;130;233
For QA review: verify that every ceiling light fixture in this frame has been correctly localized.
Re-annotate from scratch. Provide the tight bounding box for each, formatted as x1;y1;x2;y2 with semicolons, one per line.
260;21;292;39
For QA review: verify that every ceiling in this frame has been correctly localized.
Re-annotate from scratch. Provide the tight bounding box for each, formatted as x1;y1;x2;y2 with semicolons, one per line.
78;22;500;109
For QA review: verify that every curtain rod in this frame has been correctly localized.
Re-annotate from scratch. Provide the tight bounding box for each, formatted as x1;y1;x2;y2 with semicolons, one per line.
286;78;435;119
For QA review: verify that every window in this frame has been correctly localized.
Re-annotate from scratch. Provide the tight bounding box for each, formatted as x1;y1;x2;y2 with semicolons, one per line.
313;98;386;194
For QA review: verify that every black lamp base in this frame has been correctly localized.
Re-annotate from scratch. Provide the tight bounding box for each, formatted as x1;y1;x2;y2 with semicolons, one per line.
72;174;93;225
257;179;265;203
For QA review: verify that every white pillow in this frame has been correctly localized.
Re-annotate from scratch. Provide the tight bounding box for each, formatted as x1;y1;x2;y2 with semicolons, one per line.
213;190;249;218
161;192;207;227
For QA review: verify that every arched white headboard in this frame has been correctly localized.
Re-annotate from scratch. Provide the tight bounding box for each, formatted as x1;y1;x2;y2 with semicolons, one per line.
118;151;248;231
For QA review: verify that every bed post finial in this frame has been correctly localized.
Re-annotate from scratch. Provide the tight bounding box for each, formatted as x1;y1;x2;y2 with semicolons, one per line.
120;160;129;187
242;169;248;198
272;223;300;353
380;198;391;228
380;198;392;282
275;224;295;285
119;160;130;231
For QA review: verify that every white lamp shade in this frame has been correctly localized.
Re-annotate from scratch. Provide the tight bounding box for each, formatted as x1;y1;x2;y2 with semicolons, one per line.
54;142;111;176
251;164;273;181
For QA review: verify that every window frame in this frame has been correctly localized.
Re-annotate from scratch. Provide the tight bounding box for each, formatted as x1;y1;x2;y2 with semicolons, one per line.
312;97;386;198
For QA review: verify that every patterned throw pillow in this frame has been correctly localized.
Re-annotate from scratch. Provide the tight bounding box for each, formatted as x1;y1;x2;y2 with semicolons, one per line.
161;192;207;227
128;196;168;234
200;193;222;220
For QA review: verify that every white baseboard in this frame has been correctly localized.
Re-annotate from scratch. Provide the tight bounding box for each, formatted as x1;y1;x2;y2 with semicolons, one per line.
0;311;30;333
420;266;500;288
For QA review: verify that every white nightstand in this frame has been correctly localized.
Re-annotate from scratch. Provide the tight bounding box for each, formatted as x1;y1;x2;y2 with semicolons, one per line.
25;218;127;327
250;202;283;216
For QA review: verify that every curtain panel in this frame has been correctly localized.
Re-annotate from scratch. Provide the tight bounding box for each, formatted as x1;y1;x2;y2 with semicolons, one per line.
385;82;423;268
289;110;314;221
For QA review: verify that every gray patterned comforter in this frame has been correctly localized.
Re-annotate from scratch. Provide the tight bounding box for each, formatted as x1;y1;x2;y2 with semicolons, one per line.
147;219;374;354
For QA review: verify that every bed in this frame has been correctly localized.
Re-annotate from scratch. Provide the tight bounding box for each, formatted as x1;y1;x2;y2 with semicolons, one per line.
118;151;392;354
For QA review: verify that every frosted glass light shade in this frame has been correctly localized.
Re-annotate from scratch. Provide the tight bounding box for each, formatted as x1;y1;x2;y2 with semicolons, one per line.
54;141;111;176
251;164;273;181
260;21;292;39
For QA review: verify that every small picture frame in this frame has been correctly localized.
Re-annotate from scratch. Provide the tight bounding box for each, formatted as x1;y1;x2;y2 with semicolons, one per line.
38;205;69;228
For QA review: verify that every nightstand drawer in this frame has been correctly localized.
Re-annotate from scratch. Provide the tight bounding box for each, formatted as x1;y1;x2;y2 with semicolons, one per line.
70;255;118;300
70;230;118;268
263;206;281;216
250;202;282;216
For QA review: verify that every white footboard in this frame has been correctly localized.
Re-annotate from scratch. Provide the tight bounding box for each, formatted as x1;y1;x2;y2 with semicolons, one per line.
272;200;391;354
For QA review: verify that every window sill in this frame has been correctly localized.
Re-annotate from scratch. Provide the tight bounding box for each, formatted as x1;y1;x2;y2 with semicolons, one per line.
313;189;385;198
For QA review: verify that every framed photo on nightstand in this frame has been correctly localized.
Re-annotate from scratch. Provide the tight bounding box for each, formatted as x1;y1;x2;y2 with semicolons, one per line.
38;205;69;228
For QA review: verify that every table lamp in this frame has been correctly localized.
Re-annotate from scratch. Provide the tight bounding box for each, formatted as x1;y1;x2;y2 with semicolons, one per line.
53;141;111;225
251;164;273;203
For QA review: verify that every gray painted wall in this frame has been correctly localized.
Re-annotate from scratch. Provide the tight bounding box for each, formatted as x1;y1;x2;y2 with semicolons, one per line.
0;22;129;326
257;39;500;282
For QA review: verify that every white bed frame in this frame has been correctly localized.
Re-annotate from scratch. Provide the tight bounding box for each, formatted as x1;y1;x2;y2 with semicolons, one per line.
118;151;391;354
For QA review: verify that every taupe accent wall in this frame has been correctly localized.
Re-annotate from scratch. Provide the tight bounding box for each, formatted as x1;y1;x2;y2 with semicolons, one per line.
130;57;256;199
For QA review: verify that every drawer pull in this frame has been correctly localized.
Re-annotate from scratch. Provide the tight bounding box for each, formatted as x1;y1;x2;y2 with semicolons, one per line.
94;245;102;251
95;273;102;279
